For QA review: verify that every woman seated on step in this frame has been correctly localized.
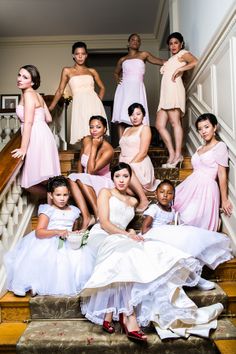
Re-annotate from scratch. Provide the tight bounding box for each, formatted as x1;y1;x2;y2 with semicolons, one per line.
141;179;233;291
174;113;233;231
80;162;224;342
119;103;160;209
68;115;150;221
5;175;94;296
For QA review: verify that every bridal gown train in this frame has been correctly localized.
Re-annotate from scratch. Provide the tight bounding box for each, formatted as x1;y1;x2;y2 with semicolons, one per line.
80;195;224;339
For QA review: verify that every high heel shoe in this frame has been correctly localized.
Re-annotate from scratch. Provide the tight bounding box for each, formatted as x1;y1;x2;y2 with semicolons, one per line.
119;314;147;343
102;320;115;334
166;155;184;169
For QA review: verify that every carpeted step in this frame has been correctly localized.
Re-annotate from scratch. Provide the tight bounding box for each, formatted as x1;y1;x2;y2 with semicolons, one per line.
29;285;226;320
16;318;236;354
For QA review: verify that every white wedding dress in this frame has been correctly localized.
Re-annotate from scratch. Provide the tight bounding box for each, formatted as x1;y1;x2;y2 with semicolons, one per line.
80;196;224;339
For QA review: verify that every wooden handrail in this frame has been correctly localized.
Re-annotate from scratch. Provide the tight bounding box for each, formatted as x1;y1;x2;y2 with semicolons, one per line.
0;129;23;197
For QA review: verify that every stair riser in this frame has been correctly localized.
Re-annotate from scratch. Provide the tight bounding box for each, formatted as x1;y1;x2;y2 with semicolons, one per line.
0;305;30;323
29;288;226;320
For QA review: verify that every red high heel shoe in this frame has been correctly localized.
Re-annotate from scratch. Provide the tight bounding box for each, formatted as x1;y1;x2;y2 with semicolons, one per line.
119;313;147;343
102;320;115;334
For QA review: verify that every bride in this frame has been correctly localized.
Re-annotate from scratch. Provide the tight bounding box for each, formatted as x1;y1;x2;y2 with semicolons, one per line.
80;163;224;341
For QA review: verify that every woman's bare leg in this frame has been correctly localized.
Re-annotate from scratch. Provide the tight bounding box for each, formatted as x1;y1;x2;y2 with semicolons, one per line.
77;181;98;220
129;172;149;211
68;179;92;229
118;124;125;140
156;109;175;163
168;108;183;161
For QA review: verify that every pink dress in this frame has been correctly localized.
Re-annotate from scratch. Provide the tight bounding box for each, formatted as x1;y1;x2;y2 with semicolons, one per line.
17;105;61;189
158;49;188;116
119;126;159;191
68;154;114;196
174;142;229;231
112;59;149;125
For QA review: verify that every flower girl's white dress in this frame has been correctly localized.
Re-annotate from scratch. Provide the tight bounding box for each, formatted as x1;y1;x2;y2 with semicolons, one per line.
81;195;227;339
5;204;94;296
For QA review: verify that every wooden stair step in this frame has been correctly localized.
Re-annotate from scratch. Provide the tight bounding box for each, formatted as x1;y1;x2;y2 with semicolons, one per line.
203;258;236;282
0;292;31;323
15;318;236;354
217;281;236;315
0;322;27;354
214;339;236;354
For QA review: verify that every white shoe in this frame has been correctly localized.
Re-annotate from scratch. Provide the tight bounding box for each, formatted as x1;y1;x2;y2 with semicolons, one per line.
197;277;215;291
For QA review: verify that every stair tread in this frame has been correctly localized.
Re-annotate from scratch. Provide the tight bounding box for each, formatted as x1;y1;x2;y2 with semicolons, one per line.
0;292;30;305
16;318;236;353
214;339;236;354
0;322;27;345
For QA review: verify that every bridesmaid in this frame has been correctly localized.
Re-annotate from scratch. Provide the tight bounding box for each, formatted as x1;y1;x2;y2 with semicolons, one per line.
119;103;160;195
68;116;114;227
49;41;108;143
156;32;198;168
112;33;164;139
174;113;233;231
11;64;60;199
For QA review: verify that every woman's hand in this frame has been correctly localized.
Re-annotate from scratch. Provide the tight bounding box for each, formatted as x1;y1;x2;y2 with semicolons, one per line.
92;136;104;148
11;148;26;160
57;229;68;239
221;200;233;217
128;229;144;242
172;68;183;82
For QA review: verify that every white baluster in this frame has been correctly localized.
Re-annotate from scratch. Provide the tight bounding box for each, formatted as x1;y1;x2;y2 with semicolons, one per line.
0;200;10;226
3;116;11;144
6;191;15;214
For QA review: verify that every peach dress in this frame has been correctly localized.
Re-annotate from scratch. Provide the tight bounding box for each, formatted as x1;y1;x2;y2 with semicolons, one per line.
68;75;108;144
119;125;159;191
158;49;188;115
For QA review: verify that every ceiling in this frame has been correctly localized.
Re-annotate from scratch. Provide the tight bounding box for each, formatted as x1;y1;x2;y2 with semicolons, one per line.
0;0;163;38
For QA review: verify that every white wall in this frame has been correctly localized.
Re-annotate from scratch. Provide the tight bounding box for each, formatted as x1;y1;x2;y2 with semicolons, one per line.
169;0;235;57
0;35;162;126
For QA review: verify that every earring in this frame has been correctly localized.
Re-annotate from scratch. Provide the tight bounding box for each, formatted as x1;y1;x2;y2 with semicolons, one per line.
31;82;34;86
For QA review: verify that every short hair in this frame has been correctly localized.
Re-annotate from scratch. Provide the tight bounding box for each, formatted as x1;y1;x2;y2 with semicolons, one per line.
128;102;146;117
89;115;107;129
47;175;70;193
166;32;185;49
21;64;40;90
128;33;141;42
195;113;218;130
72;41;87;54
156;179;175;194
111;162;132;181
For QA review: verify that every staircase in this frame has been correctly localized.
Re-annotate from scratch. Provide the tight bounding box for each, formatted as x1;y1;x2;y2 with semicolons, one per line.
0;147;236;354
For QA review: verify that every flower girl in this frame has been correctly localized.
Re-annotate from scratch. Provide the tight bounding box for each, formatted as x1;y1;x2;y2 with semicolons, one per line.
5;175;93;296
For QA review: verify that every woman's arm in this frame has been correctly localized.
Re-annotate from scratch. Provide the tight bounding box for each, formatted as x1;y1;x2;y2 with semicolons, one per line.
143;51;165;66
87;140;114;174
49;67;70;111
217;165;233;216
141;215;154;234
43;100;53;123
11;92;35;160
172;52;198;81
130;126;152;163
98;189;143;241
89;68;105;100
35;213;68;239
114;58;123;84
